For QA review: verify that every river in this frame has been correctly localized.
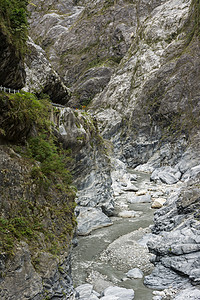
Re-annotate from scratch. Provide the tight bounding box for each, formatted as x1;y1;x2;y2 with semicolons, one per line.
71;171;158;299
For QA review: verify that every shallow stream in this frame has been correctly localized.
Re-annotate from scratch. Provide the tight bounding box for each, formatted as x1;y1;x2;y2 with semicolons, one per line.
71;171;157;299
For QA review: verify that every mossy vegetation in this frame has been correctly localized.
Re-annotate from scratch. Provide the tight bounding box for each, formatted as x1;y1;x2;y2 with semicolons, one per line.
0;91;77;258
193;0;200;36
0;0;28;55
0;91;50;142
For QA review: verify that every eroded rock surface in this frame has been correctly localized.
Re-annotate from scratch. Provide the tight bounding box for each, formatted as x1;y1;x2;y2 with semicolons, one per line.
0;30;26;89
144;177;200;292
24;38;70;104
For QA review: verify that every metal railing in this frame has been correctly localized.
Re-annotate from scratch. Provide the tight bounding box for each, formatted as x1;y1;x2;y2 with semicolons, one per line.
0;86;20;94
0;86;67;108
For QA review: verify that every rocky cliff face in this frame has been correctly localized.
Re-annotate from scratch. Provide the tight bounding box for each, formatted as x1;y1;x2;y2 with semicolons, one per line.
91;0;199;167
0;30;26;89
54;107;115;235
0;94;77;299
28;0;160;107
24;38;71;104
27;0;200;167
0;144;76;299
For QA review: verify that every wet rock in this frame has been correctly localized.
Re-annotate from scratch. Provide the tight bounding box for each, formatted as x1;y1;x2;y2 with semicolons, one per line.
102;286;134;300
118;210;142;218
86;270;114;294
127;194;151;204
75;284;93;299
126;268;143;279
151;198;166;209
122;185;138;192
76;207;113;236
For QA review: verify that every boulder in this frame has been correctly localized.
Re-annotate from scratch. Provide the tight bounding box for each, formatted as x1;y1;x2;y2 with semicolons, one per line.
151;198;166;209
118;210;142;218
136;190;147;196
126;268;144;279
151;167;181;185
122;184;138;192
128;194;151;204
76;207;113;236
76;284;95;300
102;286;134;300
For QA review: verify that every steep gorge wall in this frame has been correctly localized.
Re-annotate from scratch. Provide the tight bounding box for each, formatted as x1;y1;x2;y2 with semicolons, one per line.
27;0;200;168
27;0;170;107
0;93;77;299
91;0;200;169
0;0;28;88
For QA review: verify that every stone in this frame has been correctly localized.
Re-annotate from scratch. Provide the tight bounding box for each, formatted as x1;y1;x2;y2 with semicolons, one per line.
76;207;113;236
137;233;154;247
102;286;134;300
75;284;93;299
128;194;151;204
0;147;76;300
145;179;200;290
174;287;200;300
100;230;153;273
89;294;100;300
150;167;181;185
118;210;141;218
28;0;137;106
126;268;144;279
122;184;138;192
136;190;147;196
130;174;138;181
151;198;166;209
144;264;189;290
100;296;119;300
2;0;200;298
